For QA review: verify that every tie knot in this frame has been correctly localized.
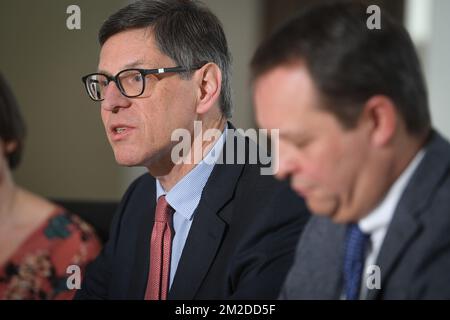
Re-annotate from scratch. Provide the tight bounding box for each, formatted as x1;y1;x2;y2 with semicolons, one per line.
155;196;173;223
346;224;370;252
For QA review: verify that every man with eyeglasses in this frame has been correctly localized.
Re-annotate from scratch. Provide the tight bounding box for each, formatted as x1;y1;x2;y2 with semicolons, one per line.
75;0;310;300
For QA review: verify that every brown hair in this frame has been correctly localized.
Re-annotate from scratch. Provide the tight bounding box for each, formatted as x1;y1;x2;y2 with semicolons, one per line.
0;73;26;169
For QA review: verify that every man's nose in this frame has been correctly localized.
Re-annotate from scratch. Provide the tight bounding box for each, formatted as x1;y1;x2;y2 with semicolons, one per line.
101;82;130;112
275;155;299;181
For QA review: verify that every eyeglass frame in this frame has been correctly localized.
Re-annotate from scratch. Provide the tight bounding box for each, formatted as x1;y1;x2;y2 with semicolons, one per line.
81;62;207;101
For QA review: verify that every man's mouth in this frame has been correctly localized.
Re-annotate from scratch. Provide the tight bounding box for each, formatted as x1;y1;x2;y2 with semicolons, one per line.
109;125;135;141
291;181;313;198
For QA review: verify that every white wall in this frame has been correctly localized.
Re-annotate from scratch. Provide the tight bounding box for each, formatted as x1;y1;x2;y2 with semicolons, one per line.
428;0;450;140
406;0;450;140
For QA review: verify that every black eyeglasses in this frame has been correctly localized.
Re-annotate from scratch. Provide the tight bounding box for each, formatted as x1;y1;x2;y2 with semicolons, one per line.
81;64;204;101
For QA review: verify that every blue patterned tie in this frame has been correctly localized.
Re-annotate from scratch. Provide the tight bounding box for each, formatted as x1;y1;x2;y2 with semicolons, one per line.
343;224;370;300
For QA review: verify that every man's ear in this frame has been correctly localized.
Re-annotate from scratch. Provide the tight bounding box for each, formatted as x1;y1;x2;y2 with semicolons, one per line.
4;140;18;155
361;95;398;147
195;63;222;115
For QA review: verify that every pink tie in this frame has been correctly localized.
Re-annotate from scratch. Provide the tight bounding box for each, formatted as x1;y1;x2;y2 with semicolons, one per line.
145;196;174;300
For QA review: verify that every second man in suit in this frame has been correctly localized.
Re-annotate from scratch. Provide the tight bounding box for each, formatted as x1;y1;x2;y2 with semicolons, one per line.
251;1;450;299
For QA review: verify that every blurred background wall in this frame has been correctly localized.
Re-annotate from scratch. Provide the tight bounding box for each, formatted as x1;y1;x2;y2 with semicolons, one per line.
0;0;448;201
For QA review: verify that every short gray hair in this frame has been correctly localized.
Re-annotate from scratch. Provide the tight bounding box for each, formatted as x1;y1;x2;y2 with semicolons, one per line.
99;0;233;118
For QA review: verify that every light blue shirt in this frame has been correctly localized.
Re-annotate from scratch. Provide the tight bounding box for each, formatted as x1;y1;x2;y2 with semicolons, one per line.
156;126;227;288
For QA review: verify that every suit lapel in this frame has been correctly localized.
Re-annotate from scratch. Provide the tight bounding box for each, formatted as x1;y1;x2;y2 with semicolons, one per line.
168;128;246;299
313;218;346;299
367;132;450;299
283;216;346;299
167;196;230;300
366;212;421;299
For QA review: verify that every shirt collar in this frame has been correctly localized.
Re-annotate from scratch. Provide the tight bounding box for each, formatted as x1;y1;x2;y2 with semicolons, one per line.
156;125;227;221
359;148;426;234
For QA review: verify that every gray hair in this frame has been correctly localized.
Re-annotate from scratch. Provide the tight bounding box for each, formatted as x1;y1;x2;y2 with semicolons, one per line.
99;0;233;118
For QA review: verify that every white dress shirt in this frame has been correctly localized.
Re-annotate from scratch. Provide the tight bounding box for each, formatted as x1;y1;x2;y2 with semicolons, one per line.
156;126;227;288
358;148;426;299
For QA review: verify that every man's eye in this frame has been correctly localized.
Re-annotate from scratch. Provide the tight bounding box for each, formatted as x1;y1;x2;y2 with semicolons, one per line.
132;74;143;82
295;139;310;148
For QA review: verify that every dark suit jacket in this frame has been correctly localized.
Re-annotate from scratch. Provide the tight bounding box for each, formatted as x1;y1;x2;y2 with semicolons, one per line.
75;129;310;299
280;131;450;299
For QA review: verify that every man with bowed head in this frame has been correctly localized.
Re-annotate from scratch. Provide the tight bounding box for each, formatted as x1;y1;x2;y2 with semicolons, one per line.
251;1;450;299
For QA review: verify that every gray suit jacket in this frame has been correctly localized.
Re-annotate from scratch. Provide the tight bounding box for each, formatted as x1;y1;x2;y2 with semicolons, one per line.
280;131;450;299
